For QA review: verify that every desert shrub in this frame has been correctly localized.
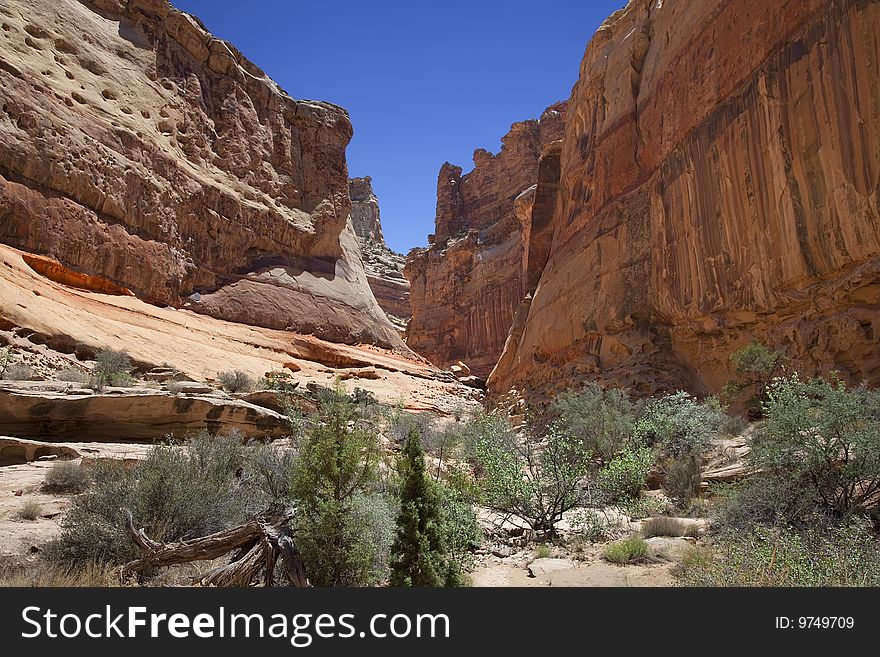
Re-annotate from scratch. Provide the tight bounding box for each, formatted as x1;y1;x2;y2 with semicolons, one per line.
437;483;481;584
640;516;699;538
633;392;724;457
43;460;90;494
291;381;384;586
0;347;9;377
545;382;637;460
662;452;703;505
244;442;298;502
749;375;880;521
474;421;591;536
0;561;121;587
597;447;654;503
618;495;670;520
351;491;397;585
569;509;616;542
45;432;256;566
218;369;255;393
676;521;880;586
534;544;552;559
57;367;89;384
17;500;43;521
453;411;513;468
724;341;784;418
92;349;135;388
718;412;748;437
3;362;34;380
603;535;648;564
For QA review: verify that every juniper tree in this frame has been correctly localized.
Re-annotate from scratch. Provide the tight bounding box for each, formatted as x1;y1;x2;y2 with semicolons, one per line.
389;426;445;586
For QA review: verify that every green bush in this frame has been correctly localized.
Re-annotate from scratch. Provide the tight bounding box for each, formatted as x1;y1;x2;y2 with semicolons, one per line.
603;535;648;564
291;382;384;586
43;461;91;494
545;382;637;460
218;370;255;393
676;521;880;586
474;420;591;536
750;375;880;521
725;341;783;418
633;392;724;457
45;432;257;566
662;453;703;505
597;447;654;503
92;350;135;389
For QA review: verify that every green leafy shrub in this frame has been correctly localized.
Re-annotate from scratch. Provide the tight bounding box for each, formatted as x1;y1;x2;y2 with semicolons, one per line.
474;420;591;536
676;521;880;586
92;350;135;389
602;535;648;564
750;375;880;521
17;500;43;521
634;392;724;457
43;461;90;494
545;382;637;460
218;370;255;393
725;341;783;418
662;453;703;505
597;447;654;503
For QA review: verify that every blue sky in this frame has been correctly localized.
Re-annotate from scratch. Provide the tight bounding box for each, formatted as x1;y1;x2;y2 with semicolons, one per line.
173;0;624;254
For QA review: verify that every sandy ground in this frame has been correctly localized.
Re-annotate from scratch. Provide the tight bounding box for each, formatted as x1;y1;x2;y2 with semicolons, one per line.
472;551;677;587
0;443;153;556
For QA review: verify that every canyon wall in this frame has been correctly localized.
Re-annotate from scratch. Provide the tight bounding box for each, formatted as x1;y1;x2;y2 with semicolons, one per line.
349;176;410;332
405;102;566;377
489;0;880;401
0;0;402;349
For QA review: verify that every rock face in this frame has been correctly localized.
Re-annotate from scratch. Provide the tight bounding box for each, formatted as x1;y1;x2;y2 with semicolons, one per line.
489;0;880;401
349;177;410;332
0;384;289;441
405;103;567;377
0;0;402;349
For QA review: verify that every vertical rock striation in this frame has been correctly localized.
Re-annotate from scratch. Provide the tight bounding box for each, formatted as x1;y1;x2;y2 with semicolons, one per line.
489;0;880;401
405;102;567;377
349;176;410;333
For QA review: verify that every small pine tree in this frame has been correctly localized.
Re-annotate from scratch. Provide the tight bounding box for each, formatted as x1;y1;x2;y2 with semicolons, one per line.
291;381;381;587
389;427;445;586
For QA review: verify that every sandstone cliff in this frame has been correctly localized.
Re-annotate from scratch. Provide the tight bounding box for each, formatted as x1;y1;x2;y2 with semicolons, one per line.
489;0;880;401
349;176;410;333
0;0;402;349
405;102;566;377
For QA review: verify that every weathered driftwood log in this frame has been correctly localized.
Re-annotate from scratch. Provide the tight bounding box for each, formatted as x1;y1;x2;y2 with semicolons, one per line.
122;506;310;587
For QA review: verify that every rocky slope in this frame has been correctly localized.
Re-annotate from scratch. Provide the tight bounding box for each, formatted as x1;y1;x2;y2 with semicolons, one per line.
489;0;880;401
0;0;401;349
349;177;410;333
405;102;566;377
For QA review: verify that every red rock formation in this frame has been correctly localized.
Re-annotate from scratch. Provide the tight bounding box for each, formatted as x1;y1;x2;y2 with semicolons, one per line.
405;103;567;377
349;176;410;333
0;0;402;349
489;0;880;401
